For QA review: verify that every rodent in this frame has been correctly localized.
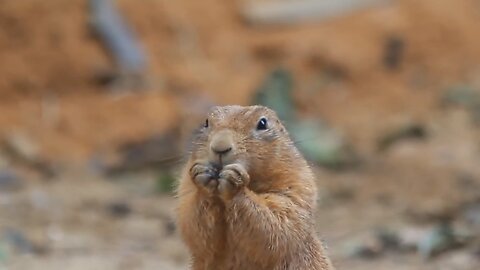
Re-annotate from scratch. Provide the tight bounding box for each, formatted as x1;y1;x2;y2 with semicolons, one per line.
176;105;334;270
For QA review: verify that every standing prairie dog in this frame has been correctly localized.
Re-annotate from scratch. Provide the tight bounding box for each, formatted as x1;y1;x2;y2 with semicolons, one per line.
176;105;334;270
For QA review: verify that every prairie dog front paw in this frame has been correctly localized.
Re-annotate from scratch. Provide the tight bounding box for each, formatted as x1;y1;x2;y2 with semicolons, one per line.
189;163;219;194
218;163;250;201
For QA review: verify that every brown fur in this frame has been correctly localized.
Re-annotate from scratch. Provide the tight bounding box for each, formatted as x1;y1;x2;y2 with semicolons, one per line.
176;105;334;270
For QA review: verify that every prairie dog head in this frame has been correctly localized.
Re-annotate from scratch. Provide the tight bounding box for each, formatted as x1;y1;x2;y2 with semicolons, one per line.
189;105;299;182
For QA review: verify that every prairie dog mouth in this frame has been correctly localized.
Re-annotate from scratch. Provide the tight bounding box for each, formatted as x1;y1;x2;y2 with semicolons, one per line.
209;153;235;168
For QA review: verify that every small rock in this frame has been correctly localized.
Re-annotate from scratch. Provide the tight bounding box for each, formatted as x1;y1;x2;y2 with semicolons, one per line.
107;201;132;218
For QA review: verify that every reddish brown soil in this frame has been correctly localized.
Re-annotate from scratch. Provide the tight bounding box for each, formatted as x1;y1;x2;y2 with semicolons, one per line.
1;0;480;162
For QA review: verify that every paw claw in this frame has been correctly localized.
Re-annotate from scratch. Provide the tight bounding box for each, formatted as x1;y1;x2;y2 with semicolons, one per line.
189;162;249;200
189;163;218;194
217;163;250;201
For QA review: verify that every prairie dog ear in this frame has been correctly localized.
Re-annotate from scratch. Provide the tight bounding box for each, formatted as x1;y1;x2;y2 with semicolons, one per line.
204;118;209;128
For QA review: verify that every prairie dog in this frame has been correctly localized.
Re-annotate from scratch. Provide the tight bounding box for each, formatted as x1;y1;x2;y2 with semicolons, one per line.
176;105;334;270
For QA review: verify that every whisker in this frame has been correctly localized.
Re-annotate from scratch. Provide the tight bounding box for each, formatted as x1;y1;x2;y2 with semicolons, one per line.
242;133;256;142
292;135;323;146
156;154;186;163
175;188;197;198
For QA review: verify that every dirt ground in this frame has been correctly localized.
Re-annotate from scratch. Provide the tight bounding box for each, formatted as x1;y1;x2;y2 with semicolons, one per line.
1;0;480;269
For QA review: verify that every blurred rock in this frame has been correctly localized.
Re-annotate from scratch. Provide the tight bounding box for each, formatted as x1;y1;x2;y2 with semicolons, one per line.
29;189;58;214
0;242;6;263
89;0;148;90
346;242;382;259
456;172;480;192
92;68;121;86
383;36;405;70
3;132;39;162
3;229;33;254
376;228;400;250
253;67;295;123
40;94;60;128
473;243;480;259
462;200;480;227
251;44;286;62
307;54;348;83
156;171;176;194
253;68;358;169
291;120;359;169
104;130;181;175
164;220;176;236
46;225;64;244
1;132;56;178
404;203;457;225
418;223;469;259
442;85;479;108
0;169;23;191
345;231;386;259
345;228;400;259
327;187;356;203
442;250;480;270
242;0;393;26
396;226;430;252
107;201;132;218
441;85;480;125
377;123;427;152
346;224;475;261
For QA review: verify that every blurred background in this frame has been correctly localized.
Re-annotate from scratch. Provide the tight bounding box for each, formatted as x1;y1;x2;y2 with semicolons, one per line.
0;0;480;269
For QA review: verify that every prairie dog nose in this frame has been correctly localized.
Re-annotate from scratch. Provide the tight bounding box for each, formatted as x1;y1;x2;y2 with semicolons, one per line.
210;130;234;155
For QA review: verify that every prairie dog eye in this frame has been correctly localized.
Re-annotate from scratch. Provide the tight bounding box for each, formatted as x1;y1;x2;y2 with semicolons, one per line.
204;119;209;128
257;117;268;130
